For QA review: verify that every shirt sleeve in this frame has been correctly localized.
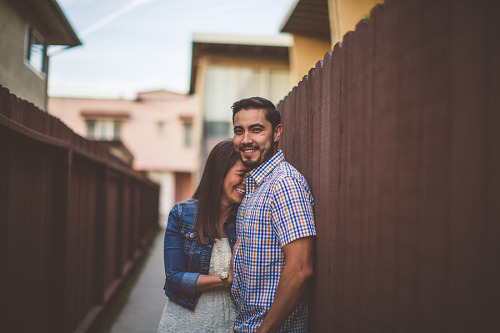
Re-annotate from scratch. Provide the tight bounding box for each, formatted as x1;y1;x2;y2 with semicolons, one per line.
163;204;200;296
271;175;316;247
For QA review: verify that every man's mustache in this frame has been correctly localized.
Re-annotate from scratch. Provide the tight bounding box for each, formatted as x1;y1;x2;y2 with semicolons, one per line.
239;145;259;151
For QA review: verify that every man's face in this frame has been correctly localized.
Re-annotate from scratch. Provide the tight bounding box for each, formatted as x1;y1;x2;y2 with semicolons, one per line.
233;108;282;169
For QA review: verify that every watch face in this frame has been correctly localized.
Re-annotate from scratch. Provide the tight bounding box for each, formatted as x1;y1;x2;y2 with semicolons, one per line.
221;272;228;279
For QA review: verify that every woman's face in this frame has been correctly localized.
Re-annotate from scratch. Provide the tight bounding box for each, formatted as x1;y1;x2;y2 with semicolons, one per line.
220;159;249;207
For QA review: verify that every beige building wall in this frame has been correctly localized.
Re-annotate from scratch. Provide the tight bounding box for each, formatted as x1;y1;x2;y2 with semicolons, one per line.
147;171;175;227
329;0;382;45
48;92;199;226
289;35;332;84
286;0;383;83
196;54;292;118
0;0;47;109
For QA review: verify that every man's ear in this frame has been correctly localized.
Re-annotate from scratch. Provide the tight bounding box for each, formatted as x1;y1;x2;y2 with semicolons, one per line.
273;124;282;143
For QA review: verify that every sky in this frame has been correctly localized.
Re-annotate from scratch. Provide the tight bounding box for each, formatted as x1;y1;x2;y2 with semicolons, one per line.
48;0;295;99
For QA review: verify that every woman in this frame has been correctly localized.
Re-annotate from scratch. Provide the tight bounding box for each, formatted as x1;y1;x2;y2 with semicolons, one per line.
157;139;248;332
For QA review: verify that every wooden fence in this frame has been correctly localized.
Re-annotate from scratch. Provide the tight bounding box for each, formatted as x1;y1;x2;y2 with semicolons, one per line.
278;0;499;331
0;85;160;332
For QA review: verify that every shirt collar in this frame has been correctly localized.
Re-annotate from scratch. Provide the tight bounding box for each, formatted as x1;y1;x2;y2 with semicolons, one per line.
248;150;284;186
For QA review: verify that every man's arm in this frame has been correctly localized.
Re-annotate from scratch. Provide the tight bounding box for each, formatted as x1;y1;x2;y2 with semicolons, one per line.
257;236;314;333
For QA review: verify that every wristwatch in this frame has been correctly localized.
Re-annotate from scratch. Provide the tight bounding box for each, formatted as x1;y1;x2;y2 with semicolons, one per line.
219;272;231;288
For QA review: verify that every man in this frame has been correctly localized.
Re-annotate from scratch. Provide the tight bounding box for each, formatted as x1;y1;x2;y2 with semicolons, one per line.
231;97;316;332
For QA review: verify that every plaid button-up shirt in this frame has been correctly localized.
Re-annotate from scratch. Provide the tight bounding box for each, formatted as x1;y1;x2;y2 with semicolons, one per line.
232;150;316;332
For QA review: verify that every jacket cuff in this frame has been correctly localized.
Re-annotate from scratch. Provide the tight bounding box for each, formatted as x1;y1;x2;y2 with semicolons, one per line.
180;272;201;295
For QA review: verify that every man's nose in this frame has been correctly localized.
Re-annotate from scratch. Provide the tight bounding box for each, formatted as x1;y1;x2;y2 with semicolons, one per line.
242;132;252;145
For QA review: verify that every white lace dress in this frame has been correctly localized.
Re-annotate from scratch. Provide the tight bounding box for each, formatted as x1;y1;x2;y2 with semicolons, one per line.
157;238;236;333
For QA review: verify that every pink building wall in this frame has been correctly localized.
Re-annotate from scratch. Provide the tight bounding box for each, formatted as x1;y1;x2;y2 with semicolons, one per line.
48;90;199;226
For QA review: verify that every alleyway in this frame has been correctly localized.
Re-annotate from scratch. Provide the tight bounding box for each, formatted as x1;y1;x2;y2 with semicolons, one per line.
109;229;166;333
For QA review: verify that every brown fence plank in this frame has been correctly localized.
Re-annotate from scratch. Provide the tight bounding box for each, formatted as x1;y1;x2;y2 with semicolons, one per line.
447;1;495;331
329;43;343;330
297;78;309;174
485;2;500;330
376;1;408;330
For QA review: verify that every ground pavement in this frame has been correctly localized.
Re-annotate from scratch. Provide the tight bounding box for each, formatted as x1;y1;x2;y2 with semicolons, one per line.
110;228;166;333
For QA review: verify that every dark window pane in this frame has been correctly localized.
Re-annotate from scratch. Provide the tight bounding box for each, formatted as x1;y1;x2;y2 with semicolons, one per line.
205;121;230;138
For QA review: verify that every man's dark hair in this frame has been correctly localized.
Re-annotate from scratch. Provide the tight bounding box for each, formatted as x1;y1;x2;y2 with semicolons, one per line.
231;97;281;130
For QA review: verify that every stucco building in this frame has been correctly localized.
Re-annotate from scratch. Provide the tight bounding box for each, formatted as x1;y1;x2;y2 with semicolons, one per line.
0;0;80;110
48;91;199;226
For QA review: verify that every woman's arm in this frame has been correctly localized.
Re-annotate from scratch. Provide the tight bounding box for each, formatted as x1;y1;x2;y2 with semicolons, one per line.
164;204;201;296
194;274;228;292
164;204;234;295
195;238;239;292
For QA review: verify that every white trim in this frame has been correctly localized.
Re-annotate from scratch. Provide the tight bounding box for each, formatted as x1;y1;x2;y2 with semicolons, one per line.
192;32;293;47
278;0;300;32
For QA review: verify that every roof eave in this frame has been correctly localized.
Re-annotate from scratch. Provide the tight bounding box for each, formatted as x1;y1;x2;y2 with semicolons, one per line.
279;0;331;41
188;34;292;95
7;0;81;47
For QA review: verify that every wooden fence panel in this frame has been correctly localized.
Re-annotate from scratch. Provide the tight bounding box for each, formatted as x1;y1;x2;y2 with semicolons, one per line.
64;157;100;331
119;179;134;271
1;132;62;332
277;0;499;331
103;170;120;298
0;85;159;333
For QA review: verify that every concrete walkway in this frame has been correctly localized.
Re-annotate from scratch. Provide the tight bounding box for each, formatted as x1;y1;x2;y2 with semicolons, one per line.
110;228;166;333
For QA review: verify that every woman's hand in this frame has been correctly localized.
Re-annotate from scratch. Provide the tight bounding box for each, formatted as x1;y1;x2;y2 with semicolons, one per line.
228;238;240;284
195;238;240;292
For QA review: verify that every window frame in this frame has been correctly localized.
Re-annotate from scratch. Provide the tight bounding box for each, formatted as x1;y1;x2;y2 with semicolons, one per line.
183;122;193;147
85;118;123;141
24;26;48;78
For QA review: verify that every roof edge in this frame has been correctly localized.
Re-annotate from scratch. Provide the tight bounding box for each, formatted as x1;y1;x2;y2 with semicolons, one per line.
192;32;293;47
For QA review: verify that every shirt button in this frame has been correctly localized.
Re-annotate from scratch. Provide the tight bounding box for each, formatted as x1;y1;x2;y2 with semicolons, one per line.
189;233;194;238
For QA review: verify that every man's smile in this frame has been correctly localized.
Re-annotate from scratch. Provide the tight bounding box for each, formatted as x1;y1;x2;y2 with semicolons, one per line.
240;146;259;156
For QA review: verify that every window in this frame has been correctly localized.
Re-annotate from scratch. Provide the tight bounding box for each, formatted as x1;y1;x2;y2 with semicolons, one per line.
183;122;193;147
204;121;230;138
85;119;122;140
25;27;47;76
157;121;165;135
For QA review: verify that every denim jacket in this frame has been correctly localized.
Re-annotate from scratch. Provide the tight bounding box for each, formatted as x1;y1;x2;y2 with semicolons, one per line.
163;198;237;310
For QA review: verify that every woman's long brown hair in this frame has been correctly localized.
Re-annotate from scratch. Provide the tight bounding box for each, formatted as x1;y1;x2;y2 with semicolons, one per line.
192;139;240;244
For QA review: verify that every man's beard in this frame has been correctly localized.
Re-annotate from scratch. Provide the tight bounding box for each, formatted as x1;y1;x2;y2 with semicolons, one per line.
240;140;277;169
